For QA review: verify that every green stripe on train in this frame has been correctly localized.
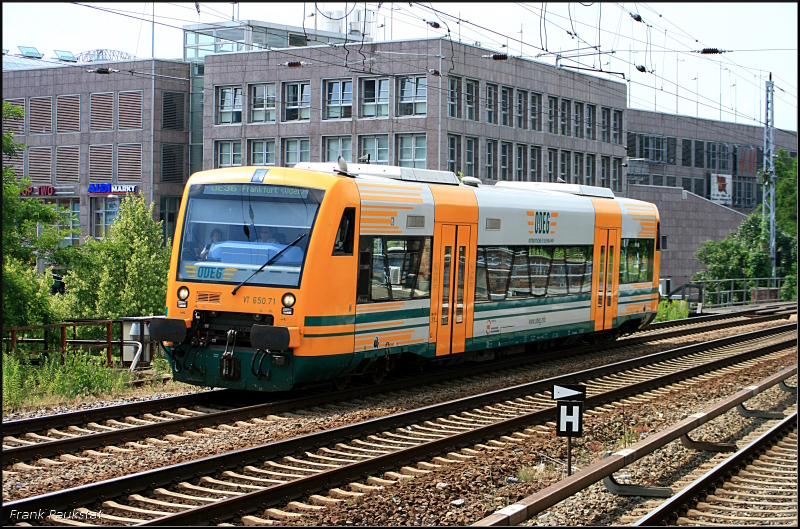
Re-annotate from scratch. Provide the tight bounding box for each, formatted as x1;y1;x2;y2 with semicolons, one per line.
306;322;429;338
474;293;592;312
305;306;431;328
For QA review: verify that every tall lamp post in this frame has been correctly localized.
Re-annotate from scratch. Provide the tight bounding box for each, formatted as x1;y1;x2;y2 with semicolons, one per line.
690;74;698;118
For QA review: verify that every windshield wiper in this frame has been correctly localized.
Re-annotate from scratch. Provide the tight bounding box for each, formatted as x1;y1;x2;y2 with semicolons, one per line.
231;233;306;296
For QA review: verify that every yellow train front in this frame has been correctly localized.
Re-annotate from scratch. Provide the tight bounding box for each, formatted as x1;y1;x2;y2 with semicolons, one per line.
150;162;661;392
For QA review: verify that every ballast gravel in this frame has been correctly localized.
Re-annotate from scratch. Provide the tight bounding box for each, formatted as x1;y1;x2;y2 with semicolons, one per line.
2;319;794;507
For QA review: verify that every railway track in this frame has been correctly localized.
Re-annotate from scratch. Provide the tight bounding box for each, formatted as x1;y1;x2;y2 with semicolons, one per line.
2;308;792;468
632;411;797;527
3;323;795;526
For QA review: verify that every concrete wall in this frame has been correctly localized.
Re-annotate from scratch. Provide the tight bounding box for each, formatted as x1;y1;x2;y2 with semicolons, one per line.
628;184;747;285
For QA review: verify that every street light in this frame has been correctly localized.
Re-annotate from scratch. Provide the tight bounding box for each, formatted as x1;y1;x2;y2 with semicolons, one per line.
690;74;698;118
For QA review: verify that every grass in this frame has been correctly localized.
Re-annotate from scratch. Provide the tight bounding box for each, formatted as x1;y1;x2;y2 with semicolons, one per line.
2;350;187;413
653;299;689;323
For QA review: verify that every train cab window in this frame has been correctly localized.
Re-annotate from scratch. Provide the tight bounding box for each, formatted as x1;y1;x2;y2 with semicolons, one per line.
357;236;432;303
332;208;355;255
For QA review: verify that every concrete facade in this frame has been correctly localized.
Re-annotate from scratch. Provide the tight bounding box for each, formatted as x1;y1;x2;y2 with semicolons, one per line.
201;39;628;190
2;59;190;239
628;184;747;285
626;110;797;215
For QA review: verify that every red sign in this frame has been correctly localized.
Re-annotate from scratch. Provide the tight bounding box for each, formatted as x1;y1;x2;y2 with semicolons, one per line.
18;185;55;197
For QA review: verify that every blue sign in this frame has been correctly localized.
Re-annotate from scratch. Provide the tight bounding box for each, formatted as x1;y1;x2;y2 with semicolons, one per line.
88;184;138;194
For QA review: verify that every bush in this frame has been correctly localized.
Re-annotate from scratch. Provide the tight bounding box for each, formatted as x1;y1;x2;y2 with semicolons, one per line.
2;351;132;410
653;299;689;322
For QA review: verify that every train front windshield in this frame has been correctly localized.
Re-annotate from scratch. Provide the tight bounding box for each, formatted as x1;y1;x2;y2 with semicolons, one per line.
177;183;324;288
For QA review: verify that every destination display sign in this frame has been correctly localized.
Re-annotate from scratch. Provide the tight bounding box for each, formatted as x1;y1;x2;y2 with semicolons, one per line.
202;184;310;199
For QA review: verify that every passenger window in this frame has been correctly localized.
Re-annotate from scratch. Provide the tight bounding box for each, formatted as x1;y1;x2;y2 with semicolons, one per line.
332;207;355;255
357;236;432;303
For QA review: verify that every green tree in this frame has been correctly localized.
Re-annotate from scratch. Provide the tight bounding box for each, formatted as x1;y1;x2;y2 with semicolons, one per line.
61;193;171;319
773;148;797;237
3;101;77;326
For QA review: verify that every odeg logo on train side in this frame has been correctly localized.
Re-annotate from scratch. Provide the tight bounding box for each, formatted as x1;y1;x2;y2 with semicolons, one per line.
532;211;552;234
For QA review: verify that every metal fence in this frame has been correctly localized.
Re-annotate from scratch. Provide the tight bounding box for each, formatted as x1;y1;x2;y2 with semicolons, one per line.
673;277;787;310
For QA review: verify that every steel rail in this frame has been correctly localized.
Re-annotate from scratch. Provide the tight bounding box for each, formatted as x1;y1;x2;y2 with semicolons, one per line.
633;411;798;526
3;323;794;525
3;311;790;465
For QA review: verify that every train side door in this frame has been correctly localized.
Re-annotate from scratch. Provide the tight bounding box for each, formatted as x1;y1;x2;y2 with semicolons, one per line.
592;227;620;331
434;224;471;356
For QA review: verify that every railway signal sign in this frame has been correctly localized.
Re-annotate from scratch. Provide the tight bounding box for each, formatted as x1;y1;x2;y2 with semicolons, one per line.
556;400;584;437
552;384;586;401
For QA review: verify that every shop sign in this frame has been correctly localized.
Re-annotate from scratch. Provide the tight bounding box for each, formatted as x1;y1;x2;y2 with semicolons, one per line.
710;174;732;206
19;185;55;197
87;184;138;194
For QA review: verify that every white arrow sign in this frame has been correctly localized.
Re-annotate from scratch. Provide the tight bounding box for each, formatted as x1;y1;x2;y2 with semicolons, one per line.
553;385;584;400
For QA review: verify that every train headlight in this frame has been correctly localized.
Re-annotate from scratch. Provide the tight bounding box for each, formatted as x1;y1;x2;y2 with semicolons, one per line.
281;292;296;308
177;286;190;300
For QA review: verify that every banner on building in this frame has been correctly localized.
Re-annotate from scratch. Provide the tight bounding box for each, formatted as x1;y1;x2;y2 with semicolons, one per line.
710;174;732;206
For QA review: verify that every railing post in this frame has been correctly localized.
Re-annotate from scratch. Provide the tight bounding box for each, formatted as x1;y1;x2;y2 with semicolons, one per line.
11;329;18;355
106;321;113;366
61;325;67;362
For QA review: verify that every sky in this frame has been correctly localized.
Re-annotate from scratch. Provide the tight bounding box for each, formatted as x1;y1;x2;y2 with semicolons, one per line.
3;2;797;132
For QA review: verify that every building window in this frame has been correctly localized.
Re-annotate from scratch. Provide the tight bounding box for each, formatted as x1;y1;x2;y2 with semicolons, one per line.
56;145;80;184
681;139;692;166
117;143;142;182
285;82;311;121
573;152;583;184
530;146;540;182
641;135;666;163
612;158;622;192
501;87;511;127
547;149;556;182
585;104;596;140
601;107;610;142
560;99;570;136
362;78;389;117
398;76;427;116
516;90;527;129
398;135;426;168
48;198;80;247
516;144;527;181
89;93;113;132
600;156;610;187
585;154;595;186
162;91;185;131
217;141;242;167
28;147;52;185
91;196;120;239
486;140;496;180
250;139;276;165
694;140;704;168
530;93;541;131
661;235;668;251
465;137;477;177
162;144;185;182
160;196;181;244
573;102;583;139
612;110;622;144
548;96;557;134
465;79;478;121
325;79;353;119
284;138;310;167
360;135;389;165
217;86;242;124
560;151;570;182
118;91;143;130
448;77;461;118
447;135;460;173
250;84;276;122
325;136;352;162
56;94;80;134
486;84;497;124
500;142;511;180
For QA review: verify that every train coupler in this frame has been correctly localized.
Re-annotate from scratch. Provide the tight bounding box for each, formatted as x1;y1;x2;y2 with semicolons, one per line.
220;329;241;381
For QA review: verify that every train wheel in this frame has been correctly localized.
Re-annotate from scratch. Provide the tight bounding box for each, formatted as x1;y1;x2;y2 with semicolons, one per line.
371;369;385;385
333;376;349;391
